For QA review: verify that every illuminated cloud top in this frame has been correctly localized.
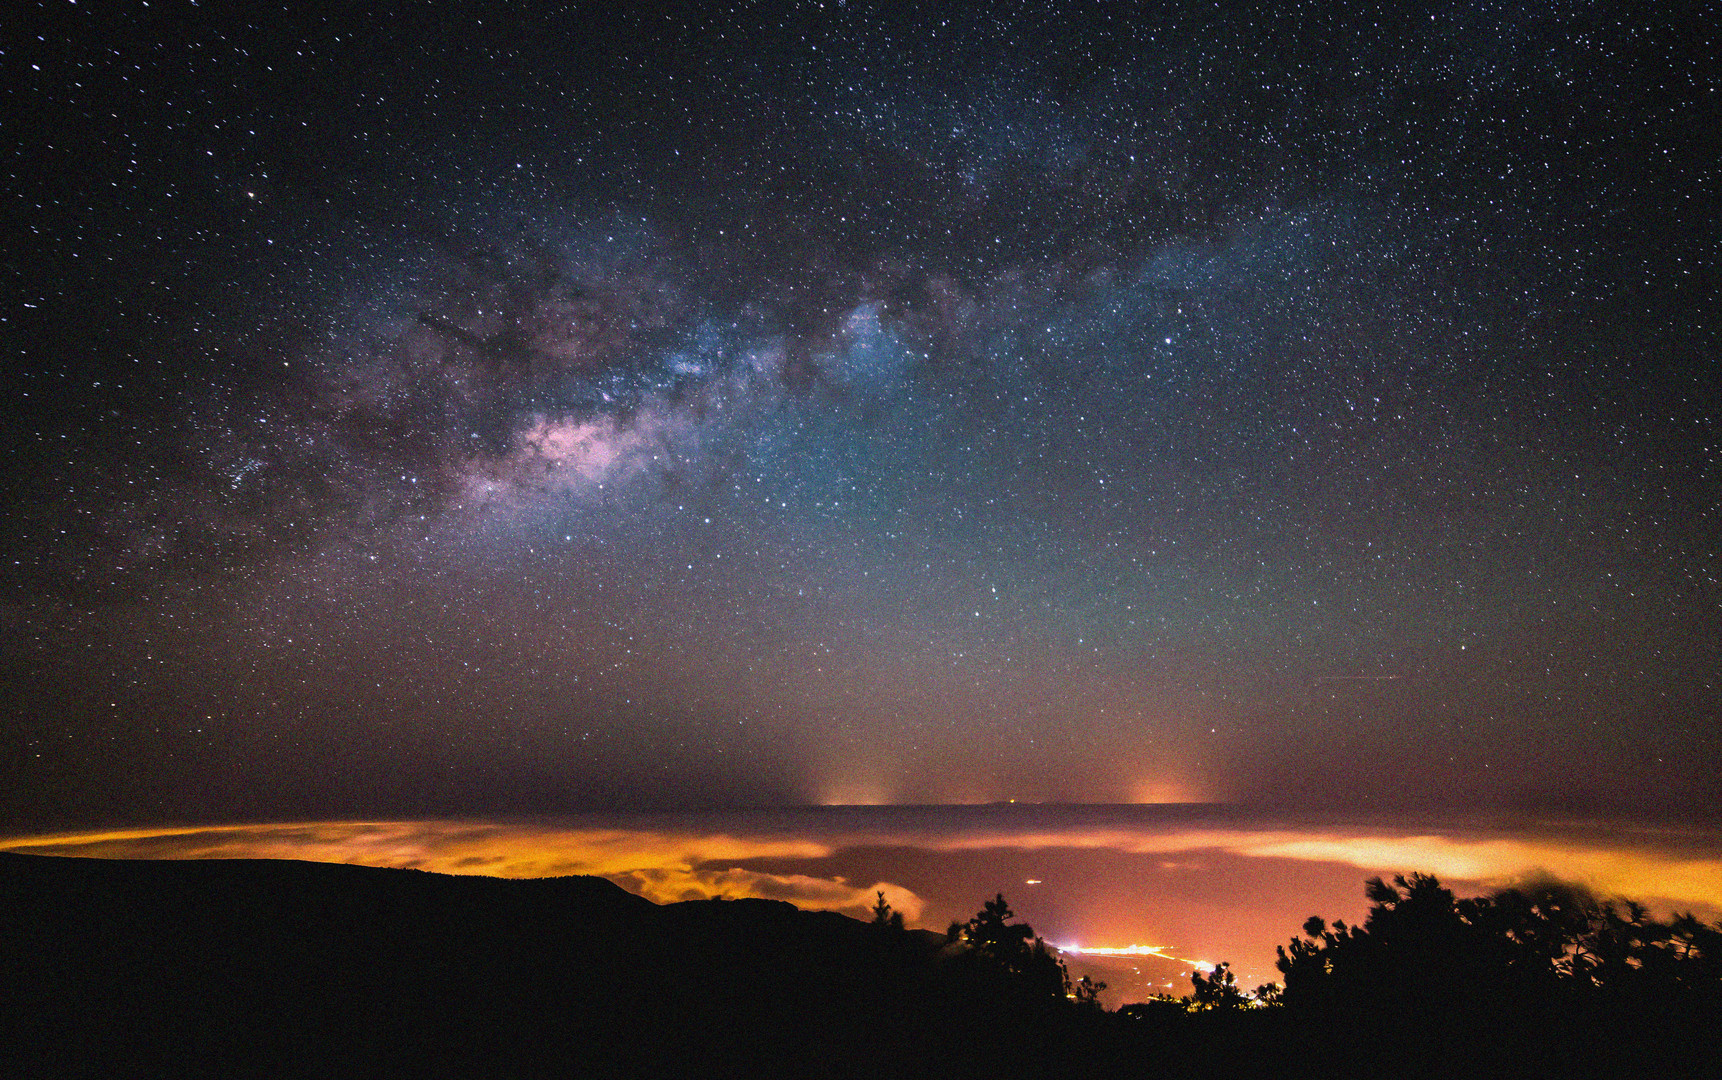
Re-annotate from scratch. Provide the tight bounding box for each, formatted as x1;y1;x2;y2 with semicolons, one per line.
8;808;1720;989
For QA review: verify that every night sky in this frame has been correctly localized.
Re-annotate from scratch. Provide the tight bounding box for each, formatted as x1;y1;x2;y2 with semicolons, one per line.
3;1;1717;828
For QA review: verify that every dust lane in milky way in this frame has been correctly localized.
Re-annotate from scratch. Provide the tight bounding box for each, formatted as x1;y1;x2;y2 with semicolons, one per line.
1;2;1716;825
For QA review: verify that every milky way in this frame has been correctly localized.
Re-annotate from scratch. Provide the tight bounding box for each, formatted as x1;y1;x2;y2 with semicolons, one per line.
2;1;1716;825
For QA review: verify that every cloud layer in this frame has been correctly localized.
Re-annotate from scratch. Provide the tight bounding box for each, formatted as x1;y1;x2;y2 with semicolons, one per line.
7;812;1717;946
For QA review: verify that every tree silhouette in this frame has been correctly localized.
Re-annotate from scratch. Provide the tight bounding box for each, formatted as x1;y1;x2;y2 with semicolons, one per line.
963;895;1031;955
1268;867;1722;1080
869;889;906;932
1188;962;1246;1010
955;893;1069;1002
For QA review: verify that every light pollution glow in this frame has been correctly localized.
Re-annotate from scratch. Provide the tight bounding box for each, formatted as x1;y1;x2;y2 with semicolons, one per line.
1052;943;1218;974
6;812;1718;993
1058;945;1187;959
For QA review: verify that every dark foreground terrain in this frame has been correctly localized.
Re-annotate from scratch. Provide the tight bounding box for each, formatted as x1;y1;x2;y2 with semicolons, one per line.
4;852;1719;1078
2;852;1114;1079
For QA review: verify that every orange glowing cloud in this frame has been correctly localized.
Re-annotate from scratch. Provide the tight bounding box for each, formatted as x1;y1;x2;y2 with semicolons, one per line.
876;824;1722;913
0;819;823;874
5;813;1719;938
0;820;924;922
611;865;924;920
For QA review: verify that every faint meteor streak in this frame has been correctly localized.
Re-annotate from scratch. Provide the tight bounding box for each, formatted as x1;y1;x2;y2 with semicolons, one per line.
1309;675;1404;684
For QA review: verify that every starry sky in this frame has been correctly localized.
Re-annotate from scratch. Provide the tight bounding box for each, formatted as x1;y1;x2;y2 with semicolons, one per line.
2;0;1717;828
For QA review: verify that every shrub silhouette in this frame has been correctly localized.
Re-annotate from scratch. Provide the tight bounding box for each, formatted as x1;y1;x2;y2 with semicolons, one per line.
1276;871;1722;1012
1259;872;1722;1077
